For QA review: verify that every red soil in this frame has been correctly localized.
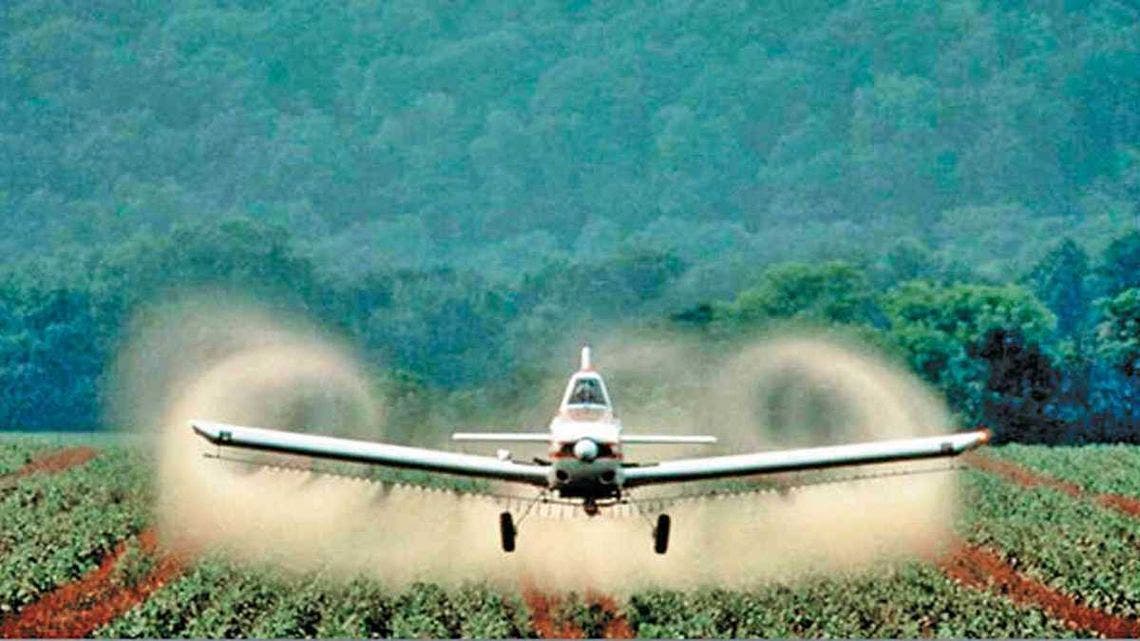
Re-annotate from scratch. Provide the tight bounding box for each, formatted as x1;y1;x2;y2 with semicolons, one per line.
0;447;97;486
939;541;1140;638
523;587;585;639
1095;493;1140;518
522;587;634;639
0;528;185;638
965;452;1140;520
964;453;1083;497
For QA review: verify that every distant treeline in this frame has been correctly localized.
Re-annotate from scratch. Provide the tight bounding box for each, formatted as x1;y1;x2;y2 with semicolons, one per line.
0;218;684;431
676;234;1140;444
2;218;1140;444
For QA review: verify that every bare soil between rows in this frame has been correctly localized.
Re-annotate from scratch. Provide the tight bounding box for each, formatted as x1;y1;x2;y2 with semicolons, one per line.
965;451;1140;518
522;586;633;639
939;541;1140;637
0;447;98;489
0;528;184;638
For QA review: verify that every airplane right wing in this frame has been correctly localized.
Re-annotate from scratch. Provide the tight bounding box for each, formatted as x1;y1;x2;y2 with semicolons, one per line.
622;429;990;488
621;434;718;444
191;420;551;487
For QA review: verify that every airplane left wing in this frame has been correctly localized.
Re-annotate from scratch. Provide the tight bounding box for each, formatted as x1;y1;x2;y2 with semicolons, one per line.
190;420;551;487
622;429;990;488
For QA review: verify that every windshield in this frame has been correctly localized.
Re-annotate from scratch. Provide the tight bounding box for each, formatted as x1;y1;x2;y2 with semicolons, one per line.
568;377;606;406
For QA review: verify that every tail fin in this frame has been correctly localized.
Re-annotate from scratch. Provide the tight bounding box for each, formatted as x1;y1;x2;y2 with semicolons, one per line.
580;345;592;370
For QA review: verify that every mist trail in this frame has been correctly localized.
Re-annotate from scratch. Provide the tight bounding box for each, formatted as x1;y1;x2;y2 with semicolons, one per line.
113;302;959;592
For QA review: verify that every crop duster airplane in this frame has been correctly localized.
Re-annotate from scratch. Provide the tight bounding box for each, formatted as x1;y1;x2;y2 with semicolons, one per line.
191;346;991;554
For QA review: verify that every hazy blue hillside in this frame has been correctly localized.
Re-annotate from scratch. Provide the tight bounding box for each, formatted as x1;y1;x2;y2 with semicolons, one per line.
2;1;1140;443
2;0;1137;280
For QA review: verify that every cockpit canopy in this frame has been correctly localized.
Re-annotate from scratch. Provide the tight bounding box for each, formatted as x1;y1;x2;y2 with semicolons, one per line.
563;373;611;408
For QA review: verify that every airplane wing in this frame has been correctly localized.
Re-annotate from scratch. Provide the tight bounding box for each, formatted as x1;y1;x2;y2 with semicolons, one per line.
451;432;551;443
621;434;717;444
190;420;551;487
622;429;990;488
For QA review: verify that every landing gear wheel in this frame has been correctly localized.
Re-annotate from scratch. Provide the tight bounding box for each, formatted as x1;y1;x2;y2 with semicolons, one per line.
499;511;516;553
653;514;671;555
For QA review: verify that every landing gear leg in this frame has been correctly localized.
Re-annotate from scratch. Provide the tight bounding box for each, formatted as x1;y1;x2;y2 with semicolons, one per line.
499;511;516;553
653;514;671;555
499;490;548;553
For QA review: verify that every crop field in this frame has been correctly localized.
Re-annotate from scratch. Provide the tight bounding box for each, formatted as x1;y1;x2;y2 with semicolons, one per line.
1;435;1139;638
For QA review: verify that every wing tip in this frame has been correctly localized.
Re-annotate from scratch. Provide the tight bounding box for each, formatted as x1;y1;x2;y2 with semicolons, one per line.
978;427;993;445
189;419;225;444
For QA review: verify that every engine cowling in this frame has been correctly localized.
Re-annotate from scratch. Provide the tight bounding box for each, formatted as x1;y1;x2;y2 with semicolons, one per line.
572;438;599;462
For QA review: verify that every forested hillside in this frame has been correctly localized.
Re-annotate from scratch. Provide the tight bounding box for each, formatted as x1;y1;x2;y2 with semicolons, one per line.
1;0;1139;441
4;0;1138;272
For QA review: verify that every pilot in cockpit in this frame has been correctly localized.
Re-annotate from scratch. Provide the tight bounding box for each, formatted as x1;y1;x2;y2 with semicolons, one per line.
570;377;605;405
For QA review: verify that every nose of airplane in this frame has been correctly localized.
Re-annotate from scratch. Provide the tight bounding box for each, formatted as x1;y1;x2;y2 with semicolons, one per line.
573;438;599;462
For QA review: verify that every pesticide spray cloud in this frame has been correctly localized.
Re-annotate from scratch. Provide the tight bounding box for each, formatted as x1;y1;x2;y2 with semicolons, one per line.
113;301;958;593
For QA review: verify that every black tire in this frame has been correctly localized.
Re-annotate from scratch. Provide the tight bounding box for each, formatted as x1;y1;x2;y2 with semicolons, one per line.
653;514;671;555
499;511;516;553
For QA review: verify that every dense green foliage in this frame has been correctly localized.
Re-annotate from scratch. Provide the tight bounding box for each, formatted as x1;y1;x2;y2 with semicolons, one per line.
992;443;1140;499
687;236;1140;443
2;0;1140;443
97;560;535;638
0;442;37;476
627;566;1075;638
0;444;150;610
959;469;1140;617
2;0;1137;269
5;216;1140;442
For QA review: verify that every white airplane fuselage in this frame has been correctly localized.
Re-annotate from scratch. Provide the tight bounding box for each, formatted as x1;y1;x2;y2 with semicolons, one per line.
548;409;624;500
544;347;625;508
448;346;715;514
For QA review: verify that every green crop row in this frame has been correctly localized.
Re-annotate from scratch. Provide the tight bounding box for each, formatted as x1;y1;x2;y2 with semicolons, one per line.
622;460;1140;637
990;444;1140;498
99;559;534;639
0;433;140;476
0;445;151;611
0;441;37;476
626;563;1076;638
958;468;1140;618
0;436;68;476
101;557;1075;639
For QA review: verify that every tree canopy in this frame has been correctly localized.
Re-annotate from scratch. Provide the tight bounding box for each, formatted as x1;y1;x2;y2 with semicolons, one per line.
1;1;1139;443
1;0;1138;279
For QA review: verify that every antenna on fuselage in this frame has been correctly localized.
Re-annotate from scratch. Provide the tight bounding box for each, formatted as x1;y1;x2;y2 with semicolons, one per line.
580;345;592;371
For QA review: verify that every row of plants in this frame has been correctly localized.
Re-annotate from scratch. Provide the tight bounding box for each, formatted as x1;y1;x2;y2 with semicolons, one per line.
0;445;150;610
621;455;1140;637
0;441;39;476
98;555;1077;638
990;444;1140;497
958;468;1140;618
98;559;535;639
626;563;1076;638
